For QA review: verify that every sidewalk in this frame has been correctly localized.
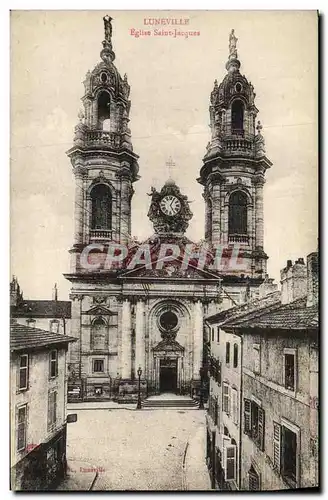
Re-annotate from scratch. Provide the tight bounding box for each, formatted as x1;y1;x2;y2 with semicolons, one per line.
184;424;212;491
67;401;136;411
56;459;98;491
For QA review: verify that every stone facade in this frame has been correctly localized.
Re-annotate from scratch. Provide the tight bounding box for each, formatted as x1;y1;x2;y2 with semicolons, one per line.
65;22;271;402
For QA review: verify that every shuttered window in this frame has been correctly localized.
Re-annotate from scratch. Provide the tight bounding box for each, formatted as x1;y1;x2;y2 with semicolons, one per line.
48;391;57;431
248;466;260;490
19;354;29;390
223;383;230;414
258;408;265;451
244;398;251;434
217;327;220;343
49;350;58;378
273;422;281;470
17;405;27;451
224;444;237;481
231;387;238;425
253;344;260;373
284;350;296;391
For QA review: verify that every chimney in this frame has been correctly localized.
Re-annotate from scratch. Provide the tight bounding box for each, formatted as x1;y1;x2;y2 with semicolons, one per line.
259;274;278;299
52;283;58;302
307;251;318;307
280;258;307;304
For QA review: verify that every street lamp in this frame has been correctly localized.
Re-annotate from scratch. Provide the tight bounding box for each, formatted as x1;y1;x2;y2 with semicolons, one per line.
136;366;142;410
199;367;205;410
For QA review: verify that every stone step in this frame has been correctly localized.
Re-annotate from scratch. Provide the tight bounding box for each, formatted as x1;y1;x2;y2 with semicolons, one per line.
141;399;199;409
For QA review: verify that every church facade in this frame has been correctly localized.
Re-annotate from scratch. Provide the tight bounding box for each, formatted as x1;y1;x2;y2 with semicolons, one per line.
64;17;272;402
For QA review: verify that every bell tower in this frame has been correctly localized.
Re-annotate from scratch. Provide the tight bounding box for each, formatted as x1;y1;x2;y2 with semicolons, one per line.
198;30;272;279
67;15;139;274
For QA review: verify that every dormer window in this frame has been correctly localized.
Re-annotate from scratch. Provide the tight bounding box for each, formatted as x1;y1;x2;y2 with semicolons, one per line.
231;99;244;135
235;82;242;93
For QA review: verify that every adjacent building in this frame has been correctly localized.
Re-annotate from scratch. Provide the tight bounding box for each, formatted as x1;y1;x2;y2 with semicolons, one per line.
10;277;71;335
10;321;76;491
64;19;272;402
205;251;319;491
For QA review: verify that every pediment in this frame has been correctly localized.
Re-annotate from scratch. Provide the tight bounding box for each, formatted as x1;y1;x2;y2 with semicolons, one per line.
83;305;116;316
153;338;184;353
120;258;220;281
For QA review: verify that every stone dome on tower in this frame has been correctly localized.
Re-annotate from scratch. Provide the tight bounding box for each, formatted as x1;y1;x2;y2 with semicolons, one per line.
202;29;267;164
70;15;137;163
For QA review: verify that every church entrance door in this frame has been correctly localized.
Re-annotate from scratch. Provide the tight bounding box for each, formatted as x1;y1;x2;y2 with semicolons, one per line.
159;358;177;393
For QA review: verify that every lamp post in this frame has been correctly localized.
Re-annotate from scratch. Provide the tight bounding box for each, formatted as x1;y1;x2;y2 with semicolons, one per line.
136;366;142;410
199;367;205;410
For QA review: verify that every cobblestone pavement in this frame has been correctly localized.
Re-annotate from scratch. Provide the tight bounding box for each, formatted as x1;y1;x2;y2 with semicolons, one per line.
66;408;210;491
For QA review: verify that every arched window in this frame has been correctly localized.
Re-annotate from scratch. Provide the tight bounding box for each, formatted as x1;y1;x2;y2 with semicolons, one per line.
91;184;112;230
231;99;244;134
97;91;111;130
233;343;238;368
229;191;248;235
91;318;107;351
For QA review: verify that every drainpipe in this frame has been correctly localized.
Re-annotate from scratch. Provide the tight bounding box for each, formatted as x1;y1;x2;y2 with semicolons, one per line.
238;332;243;490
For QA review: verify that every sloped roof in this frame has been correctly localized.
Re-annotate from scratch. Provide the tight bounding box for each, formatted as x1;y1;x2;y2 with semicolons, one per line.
11;300;71;319
10;321;76;352
206;291;281;326
230;300;318;331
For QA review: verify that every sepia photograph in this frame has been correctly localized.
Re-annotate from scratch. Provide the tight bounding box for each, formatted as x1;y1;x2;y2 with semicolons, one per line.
10;10;319;491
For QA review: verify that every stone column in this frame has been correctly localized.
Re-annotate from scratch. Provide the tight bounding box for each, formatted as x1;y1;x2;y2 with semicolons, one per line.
74;168;85;245
211;179;222;246
121;299;132;379
135;299;145;375
119;163;132;245
193;300;203;379
254;177;265;249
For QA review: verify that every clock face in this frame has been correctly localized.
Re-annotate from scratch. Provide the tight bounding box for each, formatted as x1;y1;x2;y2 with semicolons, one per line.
160;195;181;216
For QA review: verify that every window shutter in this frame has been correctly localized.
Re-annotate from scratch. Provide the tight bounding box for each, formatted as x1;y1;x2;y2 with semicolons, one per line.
273;422;281;470
258;408;265;451
231;388;238;425
218;361;221;385
224;444;237;481
228;386;231;415
244;398;251;434
47;392;51;431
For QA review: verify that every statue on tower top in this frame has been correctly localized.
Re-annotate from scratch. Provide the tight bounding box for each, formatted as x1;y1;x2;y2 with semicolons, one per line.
100;14;115;63
103;15;113;42
229;29;238;59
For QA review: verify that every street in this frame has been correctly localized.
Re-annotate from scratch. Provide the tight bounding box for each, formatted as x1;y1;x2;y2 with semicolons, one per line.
66;408;210;491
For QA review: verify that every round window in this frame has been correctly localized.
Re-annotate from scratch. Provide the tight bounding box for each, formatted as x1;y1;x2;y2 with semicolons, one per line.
159;311;178;331
101;72;108;83
235;82;242;92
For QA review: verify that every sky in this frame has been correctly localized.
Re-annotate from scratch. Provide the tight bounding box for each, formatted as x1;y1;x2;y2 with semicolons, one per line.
10;10;318;300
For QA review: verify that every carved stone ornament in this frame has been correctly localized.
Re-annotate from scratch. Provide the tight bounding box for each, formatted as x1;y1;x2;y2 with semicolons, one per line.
147;180;193;235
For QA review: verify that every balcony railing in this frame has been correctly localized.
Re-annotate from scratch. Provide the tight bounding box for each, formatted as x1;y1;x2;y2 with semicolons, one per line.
84;130;122;149
228;234;250;244
90;229;112;240
223;138;253;152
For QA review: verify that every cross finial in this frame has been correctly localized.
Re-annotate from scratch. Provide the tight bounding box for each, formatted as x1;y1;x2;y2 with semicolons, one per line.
165;157;176;178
